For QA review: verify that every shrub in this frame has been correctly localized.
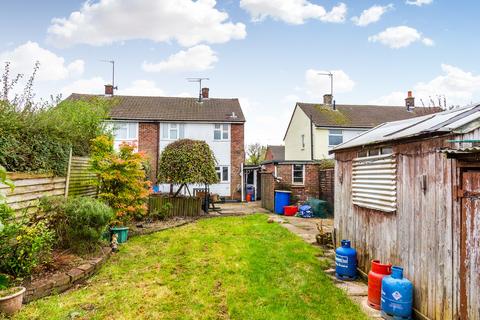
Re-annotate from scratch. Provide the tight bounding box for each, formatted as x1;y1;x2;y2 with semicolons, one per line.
158;139;218;195
63;197;113;252
0;204;54;277
38;196;114;253
90;136;151;225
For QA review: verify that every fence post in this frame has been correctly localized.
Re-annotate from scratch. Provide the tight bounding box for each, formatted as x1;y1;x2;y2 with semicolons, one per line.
64;148;73;199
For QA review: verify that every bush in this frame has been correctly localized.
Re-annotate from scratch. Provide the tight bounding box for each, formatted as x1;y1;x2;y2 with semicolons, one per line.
90;135;151;225
63;197;113;252
0;204;54;277
38;196;113;253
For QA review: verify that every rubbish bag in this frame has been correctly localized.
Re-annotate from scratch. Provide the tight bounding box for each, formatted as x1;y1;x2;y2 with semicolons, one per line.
297;204;314;218
305;198;332;218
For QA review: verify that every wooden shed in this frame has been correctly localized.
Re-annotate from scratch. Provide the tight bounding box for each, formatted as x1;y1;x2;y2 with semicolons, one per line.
331;104;480;320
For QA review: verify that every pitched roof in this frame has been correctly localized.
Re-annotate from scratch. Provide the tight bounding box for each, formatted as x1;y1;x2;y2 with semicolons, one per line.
67;94;246;123
265;145;285;162
297;103;440;128
332;103;480;152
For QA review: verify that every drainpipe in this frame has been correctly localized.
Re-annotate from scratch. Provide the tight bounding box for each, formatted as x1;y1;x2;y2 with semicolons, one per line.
310;114;314;161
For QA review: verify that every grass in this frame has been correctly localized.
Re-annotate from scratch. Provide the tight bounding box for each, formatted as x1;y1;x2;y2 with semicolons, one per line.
11;215;367;320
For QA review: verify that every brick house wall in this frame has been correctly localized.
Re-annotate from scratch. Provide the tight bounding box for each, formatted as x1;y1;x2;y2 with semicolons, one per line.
319;168;334;207
230;123;245;200
275;163;319;203
138;122;159;183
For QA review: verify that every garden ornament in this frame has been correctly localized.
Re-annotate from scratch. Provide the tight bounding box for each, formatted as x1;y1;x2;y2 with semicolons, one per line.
111;233;119;252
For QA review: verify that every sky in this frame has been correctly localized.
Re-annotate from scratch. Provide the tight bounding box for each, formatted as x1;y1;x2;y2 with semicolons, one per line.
1;0;480;145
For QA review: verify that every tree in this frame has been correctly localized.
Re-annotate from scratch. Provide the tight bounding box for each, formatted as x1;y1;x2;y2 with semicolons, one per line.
158;139;218;196
246;143;266;165
90;135;151;225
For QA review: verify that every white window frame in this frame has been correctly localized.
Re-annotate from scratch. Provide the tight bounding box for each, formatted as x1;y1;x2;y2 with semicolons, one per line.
301;134;305;150
112;122;138;141
214;124;229;141
292;164;305;185
328;129;343;147
162;123;185;140
215;166;230;183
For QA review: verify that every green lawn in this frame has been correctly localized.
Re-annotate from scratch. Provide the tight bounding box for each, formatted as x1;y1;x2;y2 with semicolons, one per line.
12;215;366;320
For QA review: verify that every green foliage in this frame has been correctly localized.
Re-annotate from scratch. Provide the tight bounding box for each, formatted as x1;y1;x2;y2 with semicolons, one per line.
316;159;335;170
246;143;266;165
0;274;9;290
148;202;173;221
90;135;151;225
0;98;112;176
0;204;54;277
37;196;113;253
158;139;219;186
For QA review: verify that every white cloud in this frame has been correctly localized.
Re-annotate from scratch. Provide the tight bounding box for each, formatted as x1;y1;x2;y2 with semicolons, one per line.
142;45;218;73
368;26;433;49
352;4;393;27
422;37;435;46
305;69;355;98
118;80;166;96
406;0;433;6
60;76;106;97
47;0;246;48
239;0;347;25
0;41;84;81
371;64;480;106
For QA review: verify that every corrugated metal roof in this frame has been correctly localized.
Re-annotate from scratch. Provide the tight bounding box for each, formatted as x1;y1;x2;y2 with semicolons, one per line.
332;103;480;152
438;146;480;154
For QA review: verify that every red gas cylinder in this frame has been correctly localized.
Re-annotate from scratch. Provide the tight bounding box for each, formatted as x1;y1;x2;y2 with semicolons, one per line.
368;260;392;310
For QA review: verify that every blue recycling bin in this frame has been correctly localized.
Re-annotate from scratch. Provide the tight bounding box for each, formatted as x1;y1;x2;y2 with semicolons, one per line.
274;190;291;214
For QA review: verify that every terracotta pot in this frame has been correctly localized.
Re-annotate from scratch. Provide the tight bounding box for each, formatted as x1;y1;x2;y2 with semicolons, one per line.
0;287;26;315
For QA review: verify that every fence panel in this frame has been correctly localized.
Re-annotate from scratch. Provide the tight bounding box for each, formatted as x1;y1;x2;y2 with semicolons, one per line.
0;175;66;213
319;168;334;208
148;195;202;218
261;173;275;212
66;156;97;197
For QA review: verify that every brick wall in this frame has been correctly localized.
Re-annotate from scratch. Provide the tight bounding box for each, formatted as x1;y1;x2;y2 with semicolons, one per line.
230;123;245;200
275;163;319;203
319;168;334;207
138;122;159;182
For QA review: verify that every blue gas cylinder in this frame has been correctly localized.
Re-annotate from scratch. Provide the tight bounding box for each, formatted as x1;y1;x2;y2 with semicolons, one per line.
381;266;413;319
335;240;357;280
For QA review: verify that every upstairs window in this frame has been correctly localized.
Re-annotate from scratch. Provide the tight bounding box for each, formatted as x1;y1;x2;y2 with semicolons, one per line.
162;123;185;140
328;129;343;146
292;164;305;185
301;134;305;149
113;122;138;140
214;124;229;140
215;166;229;182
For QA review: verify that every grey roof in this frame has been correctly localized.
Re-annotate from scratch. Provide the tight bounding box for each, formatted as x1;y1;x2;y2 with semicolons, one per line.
332;103;480;152
267;145;285;161
297;103;440;128
67;94;245;123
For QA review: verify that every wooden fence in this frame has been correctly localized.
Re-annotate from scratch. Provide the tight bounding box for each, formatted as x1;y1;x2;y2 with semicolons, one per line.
0;174;66;213
261;173;275;211
66;155;97;197
148;195;202;218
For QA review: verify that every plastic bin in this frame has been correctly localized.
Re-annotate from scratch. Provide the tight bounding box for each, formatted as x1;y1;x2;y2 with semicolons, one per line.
283;205;298;216
274;190;291;214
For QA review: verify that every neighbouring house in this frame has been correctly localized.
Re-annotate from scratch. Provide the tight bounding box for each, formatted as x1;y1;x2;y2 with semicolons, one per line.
331;103;480;320
263;91;439;203
69;86;245;200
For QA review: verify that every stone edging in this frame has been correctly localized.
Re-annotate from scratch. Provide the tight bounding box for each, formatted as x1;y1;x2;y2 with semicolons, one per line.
24;246;112;303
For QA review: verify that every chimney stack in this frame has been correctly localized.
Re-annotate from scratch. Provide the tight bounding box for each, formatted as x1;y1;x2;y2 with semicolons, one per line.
323;94;333;106
405;91;415;111
201;87;209;100
105;84;114;96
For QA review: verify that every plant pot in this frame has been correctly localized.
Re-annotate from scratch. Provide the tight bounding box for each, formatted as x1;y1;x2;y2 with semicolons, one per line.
110;226;129;243
0;287;26;316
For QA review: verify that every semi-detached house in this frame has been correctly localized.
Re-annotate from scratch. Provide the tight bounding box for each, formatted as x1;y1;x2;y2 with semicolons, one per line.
69;88;245;200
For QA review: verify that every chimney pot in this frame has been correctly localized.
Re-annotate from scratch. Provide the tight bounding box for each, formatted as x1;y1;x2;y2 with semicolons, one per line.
105;84;114;96
405;90;415;111
201;87;209;99
323;94;333;106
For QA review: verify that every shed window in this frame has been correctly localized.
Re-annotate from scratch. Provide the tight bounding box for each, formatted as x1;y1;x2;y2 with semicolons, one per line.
352;154;397;213
292;164;305;184
162;123;185;140
328;129;343;146
214;124;229;140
